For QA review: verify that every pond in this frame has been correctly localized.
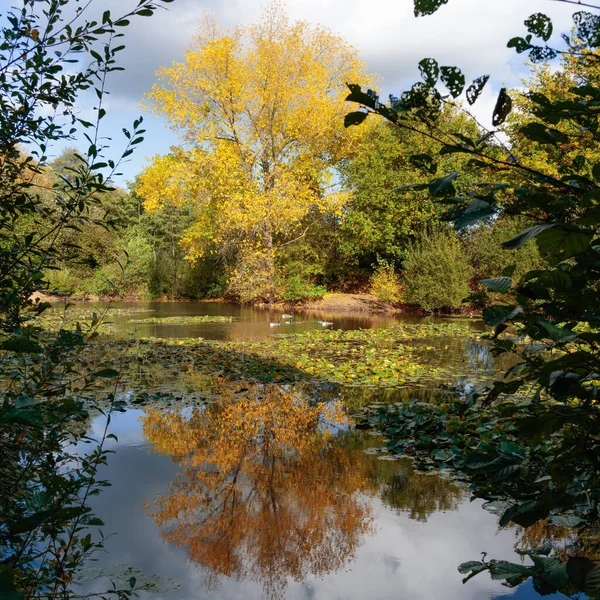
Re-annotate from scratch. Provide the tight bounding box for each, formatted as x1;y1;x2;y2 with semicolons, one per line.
56;301;558;600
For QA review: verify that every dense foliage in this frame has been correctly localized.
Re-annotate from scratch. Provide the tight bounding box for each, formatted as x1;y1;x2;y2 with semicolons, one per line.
0;1;171;597
346;0;600;595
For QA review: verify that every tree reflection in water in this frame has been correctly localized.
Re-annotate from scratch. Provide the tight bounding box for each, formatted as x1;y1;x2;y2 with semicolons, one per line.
142;384;464;598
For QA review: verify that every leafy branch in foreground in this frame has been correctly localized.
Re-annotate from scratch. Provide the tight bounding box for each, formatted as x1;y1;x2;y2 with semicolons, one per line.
348;0;600;596
0;0;173;598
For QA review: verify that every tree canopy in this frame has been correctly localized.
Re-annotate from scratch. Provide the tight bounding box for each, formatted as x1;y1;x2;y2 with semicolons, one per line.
138;3;375;301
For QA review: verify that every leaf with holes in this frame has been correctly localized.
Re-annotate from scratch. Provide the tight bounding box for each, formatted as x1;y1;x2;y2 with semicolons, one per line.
492;88;512;126
413;0;450;16
525;13;553;41
418;58;439;86
441;66;465;98
466;75;490;105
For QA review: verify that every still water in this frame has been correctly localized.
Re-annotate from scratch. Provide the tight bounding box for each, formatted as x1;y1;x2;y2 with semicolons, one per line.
68;302;555;600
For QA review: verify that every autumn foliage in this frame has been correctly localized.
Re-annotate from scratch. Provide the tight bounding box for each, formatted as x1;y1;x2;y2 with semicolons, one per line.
142;385;375;598
138;3;375;301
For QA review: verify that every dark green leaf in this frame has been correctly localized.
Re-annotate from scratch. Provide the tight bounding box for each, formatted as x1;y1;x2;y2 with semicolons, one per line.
440;66;465;98
0;337;43;353
429;172;458;196
525;13;553;41
508;36;532;53
466;75;490;105
345;84;377;109
344;111;369;127
453;199;496;229
503;224;554;249
413;0;450;16
519;122;568;145
483;305;523;327
492;88;512;126
537;227;593;259
481;277;511;293
418;58;439;86
409;153;438;174
93;368;119;378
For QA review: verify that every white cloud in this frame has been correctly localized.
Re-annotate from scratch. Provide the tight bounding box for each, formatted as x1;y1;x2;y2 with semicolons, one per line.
5;0;579;181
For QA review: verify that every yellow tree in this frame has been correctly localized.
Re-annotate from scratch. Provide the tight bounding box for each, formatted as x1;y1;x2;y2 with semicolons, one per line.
508;46;600;181
138;3;375;301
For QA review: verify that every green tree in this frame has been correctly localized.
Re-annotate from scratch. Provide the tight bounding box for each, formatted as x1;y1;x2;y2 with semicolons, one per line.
339;107;481;271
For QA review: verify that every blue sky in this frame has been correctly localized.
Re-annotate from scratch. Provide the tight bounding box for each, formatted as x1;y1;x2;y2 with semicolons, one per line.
2;0;579;187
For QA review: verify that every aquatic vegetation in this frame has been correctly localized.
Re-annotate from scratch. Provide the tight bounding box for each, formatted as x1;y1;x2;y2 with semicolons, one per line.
129;315;234;324
78;323;473;395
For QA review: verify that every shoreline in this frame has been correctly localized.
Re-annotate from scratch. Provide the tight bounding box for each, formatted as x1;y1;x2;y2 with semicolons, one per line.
31;291;481;318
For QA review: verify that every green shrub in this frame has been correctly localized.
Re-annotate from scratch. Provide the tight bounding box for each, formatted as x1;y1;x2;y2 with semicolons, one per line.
403;230;472;312
120;229;153;293
370;259;403;302
280;274;327;302
44;267;79;295
468;217;545;301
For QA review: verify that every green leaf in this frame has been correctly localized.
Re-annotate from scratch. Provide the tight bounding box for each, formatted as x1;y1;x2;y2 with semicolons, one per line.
592;162;600;181
525;13;553;41
466;75;490;105
567;557;594;589
502;224;554;248
344;111;368;127
508;36;532;53
458;561;485;575
537;227;593;259
440;66;465;98
483;305;523;327
539;321;577;342
453;199;496;229
0;566;23;600
429;172;458;196
585;565;600;595
519;122;568;145
488;560;531;584
0;337;43;353
93;368;119;378
492;88;512;126
393;183;428;192
481;277;511;293
409;153;438;174
413;0;450;16
345;84;377;109
573;11;600;48
418;58;439;86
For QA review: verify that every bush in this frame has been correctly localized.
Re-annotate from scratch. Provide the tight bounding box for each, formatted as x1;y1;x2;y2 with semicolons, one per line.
403;230;472;312
280;275;327;302
468;217;545;302
370;259;403;302
120;229;153;293
44;267;79;295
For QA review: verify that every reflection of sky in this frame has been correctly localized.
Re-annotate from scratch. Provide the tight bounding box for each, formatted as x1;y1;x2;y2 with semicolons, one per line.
52;300;483;342
73;409;543;600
